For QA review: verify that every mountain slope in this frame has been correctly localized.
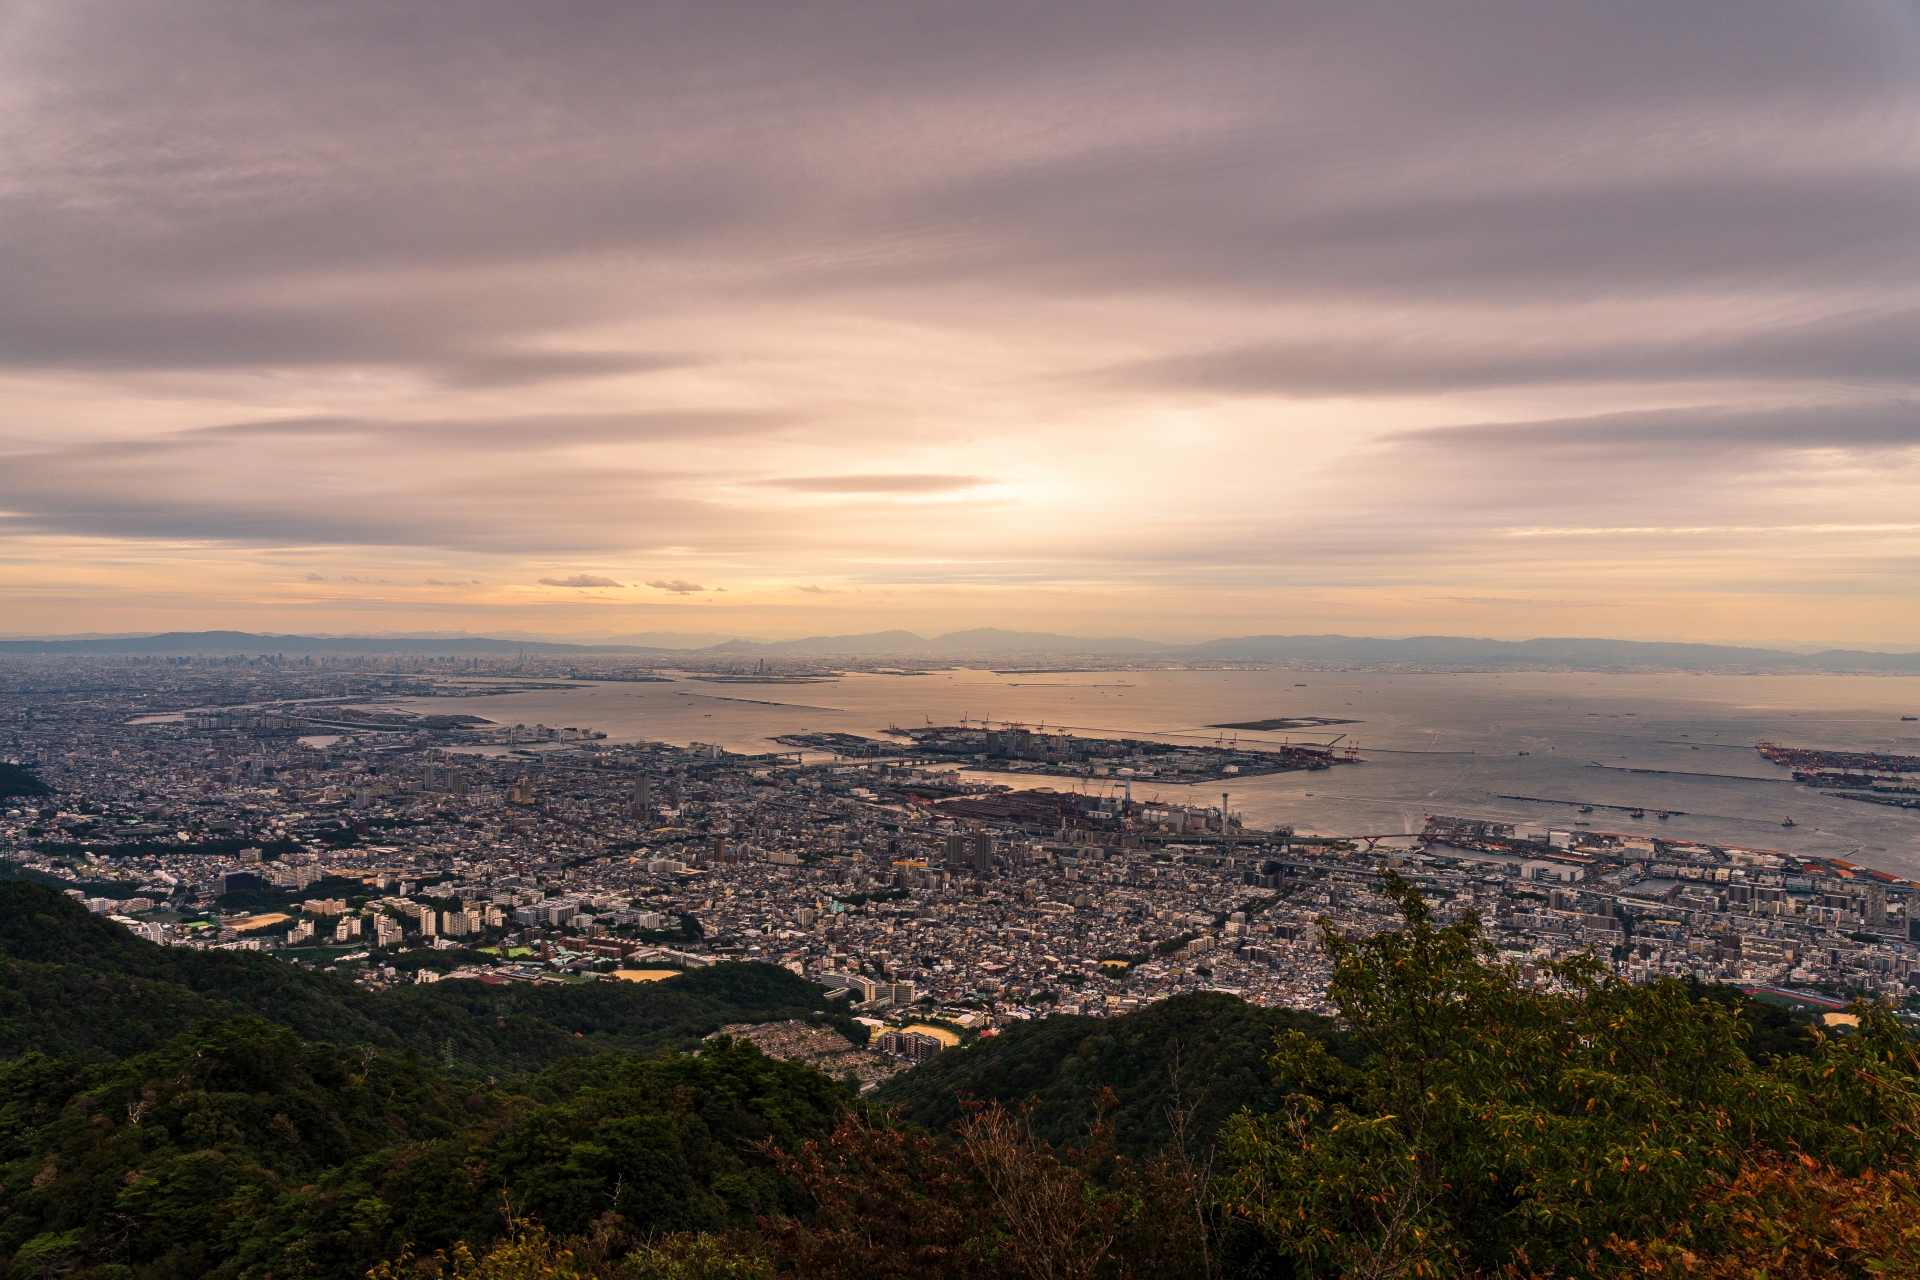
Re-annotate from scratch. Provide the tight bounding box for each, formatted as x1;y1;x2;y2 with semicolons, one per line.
0;880;854;1071
0;1020;846;1280
874;992;1350;1158
1191;633;1920;671
7;627;1917;669
0;630;675;655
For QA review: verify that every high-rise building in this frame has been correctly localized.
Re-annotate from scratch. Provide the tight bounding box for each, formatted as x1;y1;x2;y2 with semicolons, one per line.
374;915;402;947
973;831;994;874
220;870;268;895
876;1029;943;1063
633;775;650;818
416;905;437;936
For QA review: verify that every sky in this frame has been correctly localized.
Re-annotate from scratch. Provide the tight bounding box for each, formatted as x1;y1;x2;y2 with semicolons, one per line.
3;1;1919;645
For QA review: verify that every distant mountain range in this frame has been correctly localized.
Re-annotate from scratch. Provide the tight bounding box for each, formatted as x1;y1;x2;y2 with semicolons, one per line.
704;626;1178;655
0;630;675;657
3;627;1918;672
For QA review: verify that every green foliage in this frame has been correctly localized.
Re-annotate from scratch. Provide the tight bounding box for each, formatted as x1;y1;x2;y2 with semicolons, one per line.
0;762;53;797
0;1021;846;1280
765;1098;1214;1280
0;881;854;1071
8;878;1917;1279
621;1233;771;1280
1684;978;1820;1062
1218;872;1920;1277
876;992;1349;1159
638;913;705;946
212;874;370;914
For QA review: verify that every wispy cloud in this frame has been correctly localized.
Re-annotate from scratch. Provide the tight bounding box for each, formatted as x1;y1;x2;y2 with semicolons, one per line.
4;4;1918;641
539;574;623;588
755;475;989;494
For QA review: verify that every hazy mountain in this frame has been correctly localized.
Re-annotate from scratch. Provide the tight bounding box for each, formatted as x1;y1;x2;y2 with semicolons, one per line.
702;629;933;655
0;631;675;657
925;627;1176;654
3;629;1917;671
702;627;1172;655
1189;634;1920;672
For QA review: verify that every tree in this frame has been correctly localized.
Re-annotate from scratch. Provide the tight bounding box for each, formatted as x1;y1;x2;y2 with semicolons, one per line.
1219;872;1920;1277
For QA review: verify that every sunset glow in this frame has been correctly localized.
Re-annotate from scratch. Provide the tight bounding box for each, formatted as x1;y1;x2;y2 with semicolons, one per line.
5;2;1919;644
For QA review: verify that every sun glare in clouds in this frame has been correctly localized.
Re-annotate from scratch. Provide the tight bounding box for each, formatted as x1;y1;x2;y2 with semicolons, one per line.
2;2;1919;643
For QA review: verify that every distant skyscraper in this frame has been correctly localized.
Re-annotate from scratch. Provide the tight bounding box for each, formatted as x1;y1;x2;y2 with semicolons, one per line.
973;831;994;874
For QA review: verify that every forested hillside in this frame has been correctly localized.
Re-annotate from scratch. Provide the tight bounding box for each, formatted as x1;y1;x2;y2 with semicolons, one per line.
3;875;1917;1278
0;762;51;797
0;1022;846;1280
0;880;855;1071
876;991;1353;1157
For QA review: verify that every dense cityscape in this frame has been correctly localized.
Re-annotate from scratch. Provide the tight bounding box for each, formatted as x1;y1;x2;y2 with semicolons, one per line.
5;651;1916;1083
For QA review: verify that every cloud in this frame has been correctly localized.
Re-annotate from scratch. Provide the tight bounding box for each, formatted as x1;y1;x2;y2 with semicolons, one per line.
538;574;624;588
1395;401;1920;460
304;572;325;581
5;4;1920;640
426;578;481;586
1102;308;1920;398
796;584;835;593
757;475;988;494
185;411;790;448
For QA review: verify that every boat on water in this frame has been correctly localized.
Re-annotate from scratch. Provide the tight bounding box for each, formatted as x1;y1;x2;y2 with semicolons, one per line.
1629;807;1645;818
1782;815;1796;827
1657;809;1670;820
1577;804;1593;814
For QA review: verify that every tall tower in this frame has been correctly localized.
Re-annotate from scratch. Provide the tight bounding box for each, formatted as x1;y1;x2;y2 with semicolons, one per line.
633;774;651;819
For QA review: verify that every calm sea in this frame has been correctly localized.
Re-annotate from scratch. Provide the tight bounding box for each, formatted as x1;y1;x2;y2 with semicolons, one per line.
376;669;1920;878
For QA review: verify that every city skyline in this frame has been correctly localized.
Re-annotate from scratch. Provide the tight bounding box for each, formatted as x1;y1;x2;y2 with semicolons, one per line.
5;3;1920;643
